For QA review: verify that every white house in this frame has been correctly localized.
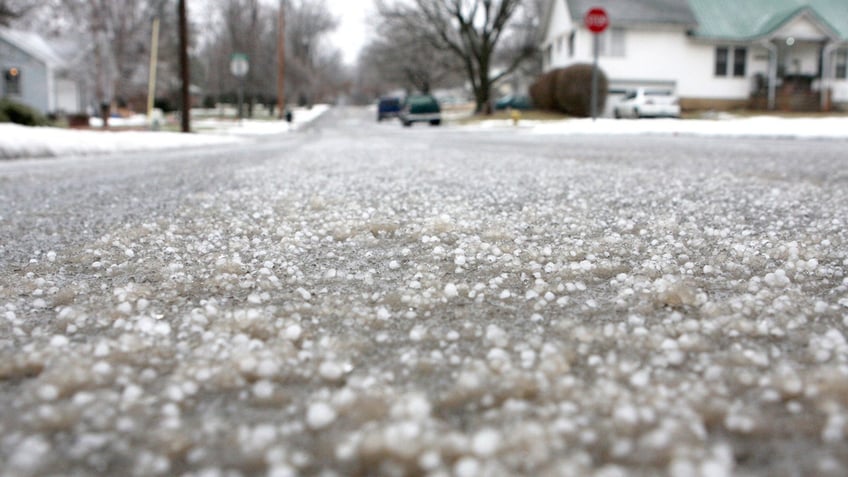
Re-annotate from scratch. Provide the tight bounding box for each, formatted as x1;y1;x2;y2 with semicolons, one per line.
541;0;848;112
0;27;83;115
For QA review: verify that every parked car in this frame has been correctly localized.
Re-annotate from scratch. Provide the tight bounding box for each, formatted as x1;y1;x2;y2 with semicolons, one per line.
494;94;533;111
377;97;401;121
613;89;680;118
399;94;441;127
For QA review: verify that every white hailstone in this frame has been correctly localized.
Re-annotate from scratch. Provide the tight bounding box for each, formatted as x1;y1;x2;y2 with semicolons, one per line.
154;322;172;336
9;435;51;471
453;457;481;477
444;283;459;298
418;451;442;470
117;302;133;315
284;324;303;341
306;402;337;430
485;324;509;347
764;269;791;288
629;369;650;388
613;404;640;427
92;361;112;375
455;255;467;266
499;290;511;299
46;251;57;262
94;342;110;357
252;380;275;400
49;335;69;347
125;249;135;258
389;260;400;270
319;361;344;381
409;325;428;342
37;384;59;401
377;307;391;320
296;288;312;300
257;359;280;378
32;299;47;309
136;299;150;311
123;384;143;402
268;465;297;477
248;293;263;304
404;394;431;419
471;428;501;457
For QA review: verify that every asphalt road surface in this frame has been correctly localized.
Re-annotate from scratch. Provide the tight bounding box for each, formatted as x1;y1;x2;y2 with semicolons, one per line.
1;107;847;477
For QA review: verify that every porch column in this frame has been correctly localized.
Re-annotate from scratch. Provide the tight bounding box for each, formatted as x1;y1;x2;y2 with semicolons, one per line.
764;41;778;110
821;43;840;111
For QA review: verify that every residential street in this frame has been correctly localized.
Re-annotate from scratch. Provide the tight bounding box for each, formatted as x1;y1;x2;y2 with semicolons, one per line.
1;107;848;476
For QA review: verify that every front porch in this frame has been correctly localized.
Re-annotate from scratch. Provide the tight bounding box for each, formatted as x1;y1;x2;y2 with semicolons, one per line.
746;8;847;112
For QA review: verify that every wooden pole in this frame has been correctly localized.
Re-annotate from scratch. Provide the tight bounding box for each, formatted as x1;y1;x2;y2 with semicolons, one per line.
146;16;160;128
178;0;191;133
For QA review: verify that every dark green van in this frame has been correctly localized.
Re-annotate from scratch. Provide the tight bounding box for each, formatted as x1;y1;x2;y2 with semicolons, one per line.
399;94;441;127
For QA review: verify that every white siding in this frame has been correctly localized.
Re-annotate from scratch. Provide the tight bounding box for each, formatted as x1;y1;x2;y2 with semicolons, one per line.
543;0;574;69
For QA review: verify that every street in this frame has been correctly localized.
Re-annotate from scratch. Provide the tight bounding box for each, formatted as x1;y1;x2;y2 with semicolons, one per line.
1;107;848;476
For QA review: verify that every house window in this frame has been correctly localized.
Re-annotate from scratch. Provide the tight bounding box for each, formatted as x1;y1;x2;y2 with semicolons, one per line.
715;46;747;77
4;67;21;95
598;27;625;57
556;35;563;53
545;44;553;68
733;47;747;77
837;49;848;79
715;47;729;76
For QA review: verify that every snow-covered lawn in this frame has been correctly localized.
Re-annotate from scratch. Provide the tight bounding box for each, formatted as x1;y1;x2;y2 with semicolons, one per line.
0;105;330;160
475;115;848;140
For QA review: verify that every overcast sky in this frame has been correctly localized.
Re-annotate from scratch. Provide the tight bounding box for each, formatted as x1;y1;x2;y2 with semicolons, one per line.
326;0;374;65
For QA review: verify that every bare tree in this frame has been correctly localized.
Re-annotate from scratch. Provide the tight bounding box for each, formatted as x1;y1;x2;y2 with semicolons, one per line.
359;11;464;95
0;0;34;26
376;0;539;114
197;0;341;111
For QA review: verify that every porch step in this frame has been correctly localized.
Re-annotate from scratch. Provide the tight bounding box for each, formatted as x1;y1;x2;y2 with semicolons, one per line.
750;92;822;112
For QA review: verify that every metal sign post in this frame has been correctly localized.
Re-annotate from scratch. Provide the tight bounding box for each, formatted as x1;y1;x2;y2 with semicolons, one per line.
230;53;250;122
584;7;609;121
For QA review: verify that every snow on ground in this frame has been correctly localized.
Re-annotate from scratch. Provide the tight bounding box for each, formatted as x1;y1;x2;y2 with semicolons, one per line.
474;115;848;140
0;105;330;160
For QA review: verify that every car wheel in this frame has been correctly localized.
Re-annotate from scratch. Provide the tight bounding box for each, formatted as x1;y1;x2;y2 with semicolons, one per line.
402;120;412;127
429;119;441;126
614;109;621;119
634;108;641;119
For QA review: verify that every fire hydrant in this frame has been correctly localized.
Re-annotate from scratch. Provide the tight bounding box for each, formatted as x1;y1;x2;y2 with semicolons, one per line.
510;108;521;126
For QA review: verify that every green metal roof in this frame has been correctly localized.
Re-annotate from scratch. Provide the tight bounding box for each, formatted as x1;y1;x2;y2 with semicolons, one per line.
687;0;848;41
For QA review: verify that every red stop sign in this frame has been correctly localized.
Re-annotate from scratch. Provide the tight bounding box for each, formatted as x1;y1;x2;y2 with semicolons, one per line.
585;7;609;34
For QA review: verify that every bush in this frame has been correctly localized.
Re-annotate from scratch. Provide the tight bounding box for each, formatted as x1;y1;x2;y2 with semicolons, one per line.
0;98;49;126
530;64;608;117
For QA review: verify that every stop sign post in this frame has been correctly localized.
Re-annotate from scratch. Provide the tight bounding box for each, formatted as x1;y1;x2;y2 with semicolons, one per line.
585;7;609;120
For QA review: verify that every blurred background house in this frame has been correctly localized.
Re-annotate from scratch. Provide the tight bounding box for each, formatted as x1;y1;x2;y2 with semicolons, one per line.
542;0;848;112
0;26;84;116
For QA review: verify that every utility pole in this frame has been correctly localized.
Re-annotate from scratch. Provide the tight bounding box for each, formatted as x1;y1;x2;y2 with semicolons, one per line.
277;0;286;119
178;0;190;133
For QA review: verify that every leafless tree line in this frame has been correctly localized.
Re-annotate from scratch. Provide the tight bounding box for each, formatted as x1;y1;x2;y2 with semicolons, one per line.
5;0;343;116
198;0;345;115
360;0;544;113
